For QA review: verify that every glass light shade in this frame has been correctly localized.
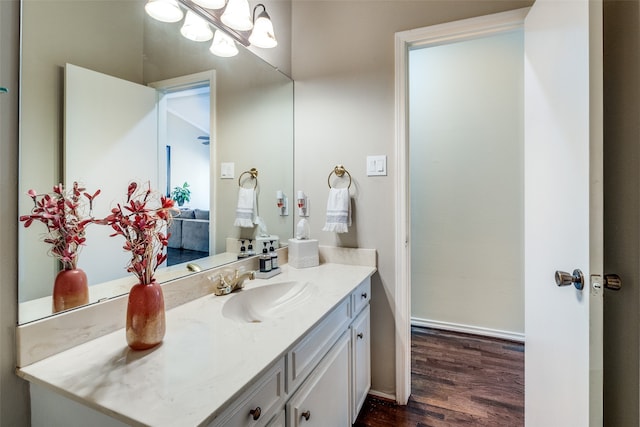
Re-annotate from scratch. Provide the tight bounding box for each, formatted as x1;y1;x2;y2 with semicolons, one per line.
210;30;239;57
221;0;253;31
192;0;226;9
248;11;277;48
145;0;184;23
180;11;213;42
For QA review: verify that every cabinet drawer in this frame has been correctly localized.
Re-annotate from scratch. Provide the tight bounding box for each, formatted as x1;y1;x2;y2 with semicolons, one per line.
209;359;285;427
351;277;371;317
287;332;351;427
287;297;350;394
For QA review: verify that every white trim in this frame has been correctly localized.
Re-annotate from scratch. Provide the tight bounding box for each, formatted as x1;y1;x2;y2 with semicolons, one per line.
393;7;529;407
367;389;397;402
411;317;525;343
149;71;217;255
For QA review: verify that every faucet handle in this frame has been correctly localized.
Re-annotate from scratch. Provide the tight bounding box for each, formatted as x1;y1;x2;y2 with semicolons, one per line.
209;274;232;296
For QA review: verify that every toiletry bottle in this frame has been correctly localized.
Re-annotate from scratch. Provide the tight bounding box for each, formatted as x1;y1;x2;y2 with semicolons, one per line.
269;240;278;270
247;239;256;257
237;240;247;260
260;242;272;272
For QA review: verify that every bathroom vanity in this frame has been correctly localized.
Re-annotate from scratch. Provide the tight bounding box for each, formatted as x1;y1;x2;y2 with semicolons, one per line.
17;260;375;426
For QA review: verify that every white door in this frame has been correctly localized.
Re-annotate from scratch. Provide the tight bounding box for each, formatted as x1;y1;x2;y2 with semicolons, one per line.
65;64;159;285
524;0;604;425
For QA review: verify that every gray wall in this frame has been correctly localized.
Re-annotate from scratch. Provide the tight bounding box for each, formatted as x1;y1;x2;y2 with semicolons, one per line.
0;1;31;425
409;30;524;337
291;0;532;396
603;1;640;426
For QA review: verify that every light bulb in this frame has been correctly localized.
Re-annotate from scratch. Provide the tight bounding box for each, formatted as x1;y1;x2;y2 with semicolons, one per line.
209;30;239;57
221;0;253;31
249;8;277;48
145;0;184;23
180;11;213;42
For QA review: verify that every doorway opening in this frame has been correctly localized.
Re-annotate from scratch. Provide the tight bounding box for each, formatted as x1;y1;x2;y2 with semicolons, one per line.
394;8;529;405
150;71;216;266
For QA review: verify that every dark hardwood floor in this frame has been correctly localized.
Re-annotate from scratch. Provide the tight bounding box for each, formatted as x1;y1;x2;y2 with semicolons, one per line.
354;327;524;427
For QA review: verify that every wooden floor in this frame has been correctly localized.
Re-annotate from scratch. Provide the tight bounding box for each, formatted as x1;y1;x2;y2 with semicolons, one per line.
354;327;524;427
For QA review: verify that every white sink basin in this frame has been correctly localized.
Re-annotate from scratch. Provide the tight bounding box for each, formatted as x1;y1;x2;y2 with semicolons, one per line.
222;281;317;323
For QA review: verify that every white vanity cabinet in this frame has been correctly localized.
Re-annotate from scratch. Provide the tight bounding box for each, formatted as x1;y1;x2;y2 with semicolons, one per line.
22;266;374;427
351;305;371;423
286;332;351;426
349;277;371;423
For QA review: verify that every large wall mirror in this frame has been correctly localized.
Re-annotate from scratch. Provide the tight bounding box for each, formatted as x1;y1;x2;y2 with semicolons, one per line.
18;0;294;324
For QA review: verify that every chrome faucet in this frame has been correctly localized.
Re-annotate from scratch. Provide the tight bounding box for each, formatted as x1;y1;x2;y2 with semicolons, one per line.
212;269;256;296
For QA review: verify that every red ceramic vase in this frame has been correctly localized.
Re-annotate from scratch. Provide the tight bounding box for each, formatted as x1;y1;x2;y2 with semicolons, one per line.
52;268;89;313
126;281;166;351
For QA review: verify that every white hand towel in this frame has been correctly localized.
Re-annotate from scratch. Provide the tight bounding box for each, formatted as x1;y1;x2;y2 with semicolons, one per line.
322;187;351;233
233;188;257;228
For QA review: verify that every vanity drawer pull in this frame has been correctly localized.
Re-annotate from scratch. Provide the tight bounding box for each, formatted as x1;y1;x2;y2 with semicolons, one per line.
357;332;364;339
301;410;311;421
361;292;368;299
249;406;261;420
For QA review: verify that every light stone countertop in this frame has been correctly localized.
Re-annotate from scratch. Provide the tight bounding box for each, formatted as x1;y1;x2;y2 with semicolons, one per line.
17;263;376;426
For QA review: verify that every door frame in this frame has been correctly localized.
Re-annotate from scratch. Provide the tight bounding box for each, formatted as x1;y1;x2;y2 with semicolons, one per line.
393;7;530;405
149;70;217;254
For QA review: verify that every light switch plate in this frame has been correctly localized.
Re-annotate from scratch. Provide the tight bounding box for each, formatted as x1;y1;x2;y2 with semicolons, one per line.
367;155;387;176
220;162;234;179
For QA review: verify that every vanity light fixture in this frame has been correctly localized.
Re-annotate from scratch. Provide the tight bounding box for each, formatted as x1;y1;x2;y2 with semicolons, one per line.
210;30;239;57
145;0;184;23
181;10;214;41
192;0;225;9
221;0;253;31
248;4;277;48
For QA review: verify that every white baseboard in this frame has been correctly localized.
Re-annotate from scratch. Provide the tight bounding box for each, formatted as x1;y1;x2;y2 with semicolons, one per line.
367;389;396;402
411;317;525;343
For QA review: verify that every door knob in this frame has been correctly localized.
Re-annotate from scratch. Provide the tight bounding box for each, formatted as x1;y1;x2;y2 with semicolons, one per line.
555;269;584;290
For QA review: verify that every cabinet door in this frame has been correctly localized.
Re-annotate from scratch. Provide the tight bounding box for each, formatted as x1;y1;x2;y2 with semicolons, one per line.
287;333;350;427
351;305;371;423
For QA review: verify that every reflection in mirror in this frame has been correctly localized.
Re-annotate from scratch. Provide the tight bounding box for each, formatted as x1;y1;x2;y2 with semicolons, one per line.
18;0;294;324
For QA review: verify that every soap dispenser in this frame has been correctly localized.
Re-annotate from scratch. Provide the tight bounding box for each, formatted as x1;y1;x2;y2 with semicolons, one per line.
247;239;256;257
269;240;279;270
237;239;247;259
260;242;272;273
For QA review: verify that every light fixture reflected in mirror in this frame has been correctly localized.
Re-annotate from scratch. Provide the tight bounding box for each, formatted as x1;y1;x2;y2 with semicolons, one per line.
181;10;214;41
145;0;184;23
249;4;277;48
192;0;225;9
221;0;253;31
210;30;239;57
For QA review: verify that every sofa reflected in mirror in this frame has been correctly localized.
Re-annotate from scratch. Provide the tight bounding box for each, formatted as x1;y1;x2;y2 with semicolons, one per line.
168;208;210;265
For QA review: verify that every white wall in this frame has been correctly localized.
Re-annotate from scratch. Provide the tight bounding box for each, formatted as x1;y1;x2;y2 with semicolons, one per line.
292;0;532;397
167;112;211;210
409;30;524;337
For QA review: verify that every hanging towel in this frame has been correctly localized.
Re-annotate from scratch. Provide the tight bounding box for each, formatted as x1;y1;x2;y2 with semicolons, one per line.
233;188;257;228
322;187;351;233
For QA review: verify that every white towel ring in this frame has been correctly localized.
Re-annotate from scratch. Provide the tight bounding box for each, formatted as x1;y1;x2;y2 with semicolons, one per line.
239;168;258;189
328;165;352;189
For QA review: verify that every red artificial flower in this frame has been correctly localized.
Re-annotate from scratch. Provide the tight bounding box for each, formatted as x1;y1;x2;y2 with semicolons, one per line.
19;182;100;270
103;181;177;285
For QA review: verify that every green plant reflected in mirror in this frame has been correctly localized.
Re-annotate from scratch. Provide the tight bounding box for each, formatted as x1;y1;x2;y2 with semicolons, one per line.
172;182;192;207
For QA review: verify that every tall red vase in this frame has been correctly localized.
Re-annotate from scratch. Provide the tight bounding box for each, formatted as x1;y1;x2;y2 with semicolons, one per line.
126;281;166;351
53;268;89;313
